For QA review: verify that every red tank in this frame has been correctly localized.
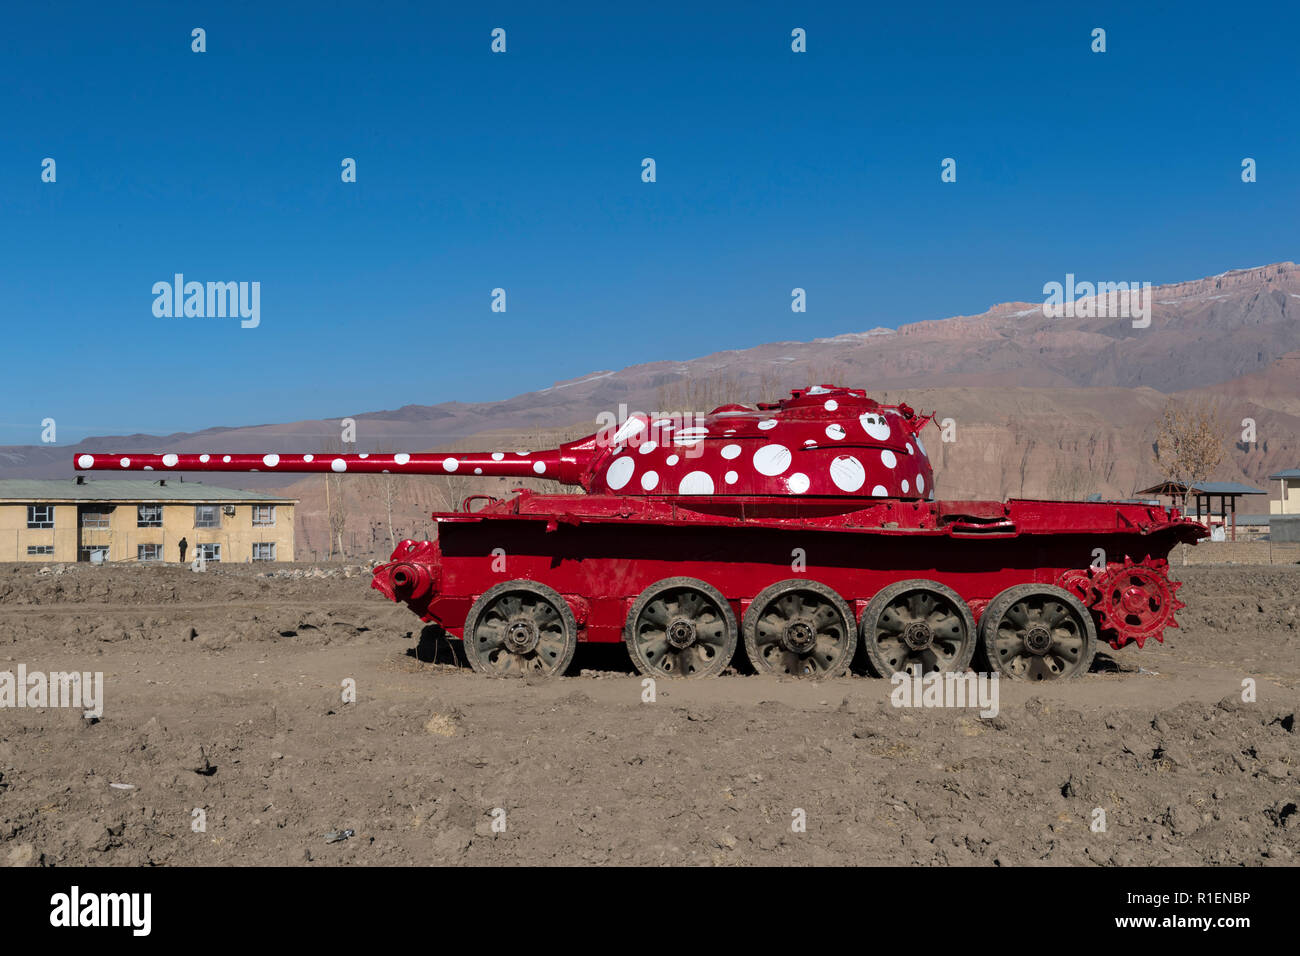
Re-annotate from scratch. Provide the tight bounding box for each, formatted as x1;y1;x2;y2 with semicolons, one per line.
75;386;1205;683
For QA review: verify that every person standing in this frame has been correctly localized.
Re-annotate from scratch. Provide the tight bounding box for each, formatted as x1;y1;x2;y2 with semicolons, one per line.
178;536;188;563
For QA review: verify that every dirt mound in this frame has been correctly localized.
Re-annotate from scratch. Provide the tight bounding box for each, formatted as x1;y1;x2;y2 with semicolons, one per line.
0;563;376;608
1174;567;1300;635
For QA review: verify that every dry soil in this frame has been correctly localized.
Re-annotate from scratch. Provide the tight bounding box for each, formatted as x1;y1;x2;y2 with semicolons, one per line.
0;562;1296;866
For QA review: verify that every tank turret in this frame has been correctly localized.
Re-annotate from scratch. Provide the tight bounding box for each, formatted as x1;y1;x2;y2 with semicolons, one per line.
73;386;935;500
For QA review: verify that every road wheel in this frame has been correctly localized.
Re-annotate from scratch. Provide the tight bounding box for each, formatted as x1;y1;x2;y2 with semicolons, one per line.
743;580;856;677
624;577;737;678
463;580;577;678
859;579;976;677
980;584;1097;681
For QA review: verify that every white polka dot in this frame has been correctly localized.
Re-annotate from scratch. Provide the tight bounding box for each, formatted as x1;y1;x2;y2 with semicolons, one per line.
725;470;738;484
533;461;546;474
804;439;816;446
679;471;714;495
143;466;153;471
491;452;504;461
606;456;635;490
917;474;925;494
119;457;131;468
757;419;778;430
673;427;709;445
330;458;347;472
753;444;791;476
262;454;279;468
394;453;409;465
860;413;891;441
721;444;742;459
871;485;888;497
808;385;829;394
666;454;680;466
640;470;659;491
359;453;369;459
635;441;656;455
222;456;231;463
825;424;846;440
516;451;528;457
77;454;94;469
475;467;482;475
881;450;897;468
829;455;866;492
442;458;459;473
901;479;910;493
302;454;313;462
824;399;839;411
788;473;810;494
905;443;914;455
200;454;211;463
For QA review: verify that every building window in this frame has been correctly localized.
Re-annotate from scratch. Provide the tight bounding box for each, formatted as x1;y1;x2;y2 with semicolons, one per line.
80;510;111;529
196;543;221;563
194;505;221;528
137;504;163;528
251;542;276;561
79;545;110;562
26;545;54;556
251;505;276;527
27;505;54;529
137;544;163;562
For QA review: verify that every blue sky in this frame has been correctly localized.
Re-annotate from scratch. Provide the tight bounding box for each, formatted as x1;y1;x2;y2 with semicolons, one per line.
2;1;1295;443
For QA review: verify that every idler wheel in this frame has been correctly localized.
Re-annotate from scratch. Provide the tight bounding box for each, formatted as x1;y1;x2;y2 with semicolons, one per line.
464;580;577;678
859;579;976;678
743;580;856;678
624;577;737;679
979;584;1097;682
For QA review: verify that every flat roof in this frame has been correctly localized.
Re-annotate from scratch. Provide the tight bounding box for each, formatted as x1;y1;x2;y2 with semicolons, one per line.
0;478;296;503
1268;469;1300;480
1137;480;1266;496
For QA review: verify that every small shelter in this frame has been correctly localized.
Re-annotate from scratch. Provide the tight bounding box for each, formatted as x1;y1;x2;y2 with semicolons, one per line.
1135;480;1267;541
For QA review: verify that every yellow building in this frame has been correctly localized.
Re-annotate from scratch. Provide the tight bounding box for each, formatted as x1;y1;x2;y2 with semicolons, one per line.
1269;469;1300;515
0;477;295;563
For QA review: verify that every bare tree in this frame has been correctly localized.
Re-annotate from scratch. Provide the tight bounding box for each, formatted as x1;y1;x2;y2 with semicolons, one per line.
1152;397;1226;512
372;444;399;554
383;475;397;553
1152;397;1226;563
323;438;348;560
1046;457;1095;500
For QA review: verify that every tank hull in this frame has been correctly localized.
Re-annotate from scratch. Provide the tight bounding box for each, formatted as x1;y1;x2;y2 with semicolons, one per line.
377;491;1205;655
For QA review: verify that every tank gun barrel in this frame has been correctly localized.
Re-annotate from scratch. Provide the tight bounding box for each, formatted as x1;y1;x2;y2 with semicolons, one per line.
73;448;586;483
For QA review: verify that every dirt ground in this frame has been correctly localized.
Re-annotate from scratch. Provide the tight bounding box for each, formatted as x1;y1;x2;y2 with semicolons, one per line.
0;561;1295;866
